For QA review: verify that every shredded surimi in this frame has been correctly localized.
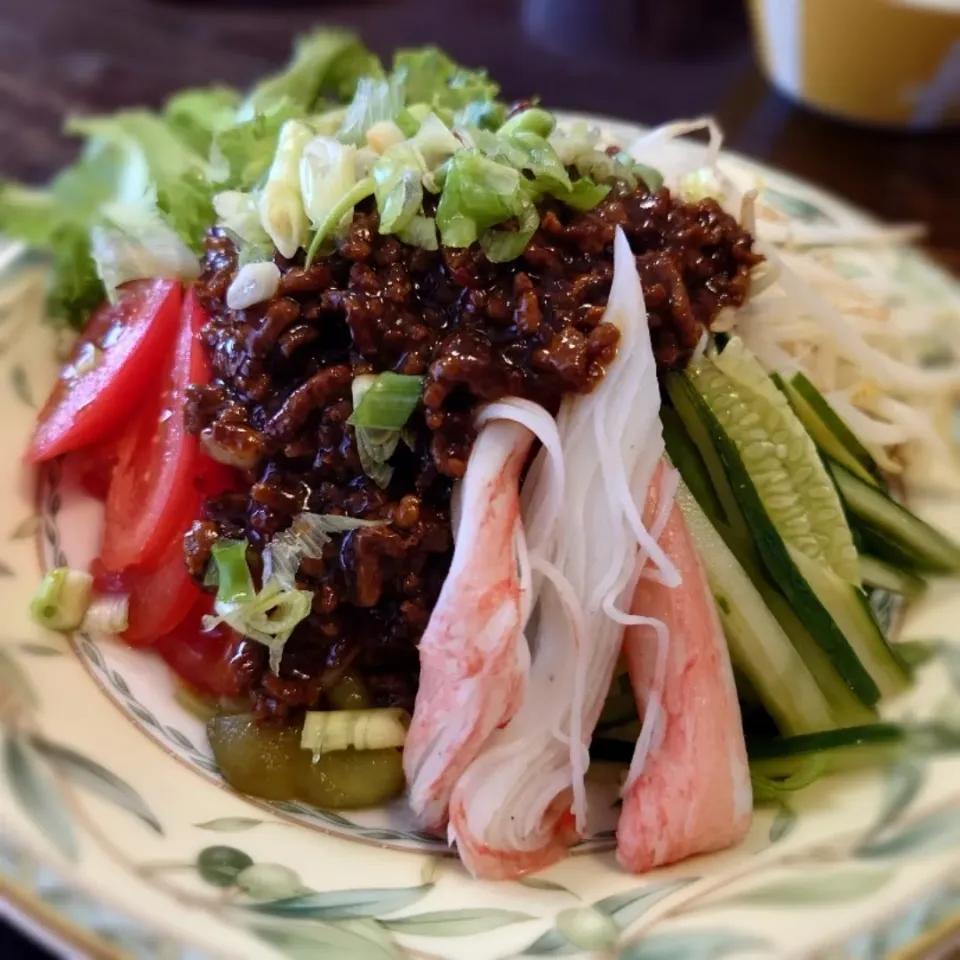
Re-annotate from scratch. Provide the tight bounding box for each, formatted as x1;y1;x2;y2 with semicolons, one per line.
447;228;676;879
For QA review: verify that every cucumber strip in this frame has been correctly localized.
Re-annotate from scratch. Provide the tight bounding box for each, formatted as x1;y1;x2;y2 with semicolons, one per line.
702;339;860;585
675;481;835;735
665;374;751;550
661;406;725;527
669;374;877;723
748;723;905;778
774;371;883;487
859;554;927;601
789;546;911;700
682;373;881;707
748;722;960;779
829;459;960;575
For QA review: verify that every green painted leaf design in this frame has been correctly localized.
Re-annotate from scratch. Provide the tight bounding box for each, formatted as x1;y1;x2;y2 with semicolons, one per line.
17;643;63;657
938;642;960;691
10;515;41;539
520;927;579;956
255;921;399;960
197;845;255;887
869;759;925;840
3;734;77;861
243;884;433;920
196;817;264;833
618;928;769;960
0;647;39;709
518;877;574;894
10;364;34;408
857;806;960;859
720;866;893;907
383;908;535;937
30;736;163;835
769;801;797;843
593;879;693;930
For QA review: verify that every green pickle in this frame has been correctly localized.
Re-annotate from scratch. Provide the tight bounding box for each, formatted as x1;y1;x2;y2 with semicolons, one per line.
207;714;405;809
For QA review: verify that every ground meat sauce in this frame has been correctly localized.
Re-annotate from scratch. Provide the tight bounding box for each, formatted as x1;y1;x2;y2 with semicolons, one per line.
186;180;760;723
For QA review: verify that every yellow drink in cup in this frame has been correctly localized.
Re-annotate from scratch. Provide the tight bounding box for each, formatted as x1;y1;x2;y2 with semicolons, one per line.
747;0;960;128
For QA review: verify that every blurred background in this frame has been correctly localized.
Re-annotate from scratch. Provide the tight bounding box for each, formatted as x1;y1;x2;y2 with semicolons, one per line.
1;0;958;272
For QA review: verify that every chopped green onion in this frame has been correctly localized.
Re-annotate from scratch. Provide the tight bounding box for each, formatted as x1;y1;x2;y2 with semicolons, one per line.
30;568;94;632
372;145;424;234
304;176;375;267
211;540;255;606
81;594;129;636
205;577;312;676
348;372;423;430
498;108;555;139
300;708;410;759
397;215;438;251
264;512;385;589
634;162;664;193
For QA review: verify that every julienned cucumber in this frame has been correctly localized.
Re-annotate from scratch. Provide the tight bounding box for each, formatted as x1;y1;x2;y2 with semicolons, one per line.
859;554;926;600
668;373;880;710
748;724;905;778
789;545;910;699
773;371;883;487
681;370;886;706
748;722;960;779
697;339;860;586
829;459;960;575
674;481;835;735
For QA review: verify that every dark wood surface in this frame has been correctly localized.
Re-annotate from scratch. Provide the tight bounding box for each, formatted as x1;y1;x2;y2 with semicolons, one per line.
0;1;957;957
1;0;958;273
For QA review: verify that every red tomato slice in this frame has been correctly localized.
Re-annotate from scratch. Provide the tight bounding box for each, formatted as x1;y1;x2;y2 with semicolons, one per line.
27;279;182;463
100;290;211;572
153;596;250;698
120;523;203;647
114;455;239;647
67;433;123;502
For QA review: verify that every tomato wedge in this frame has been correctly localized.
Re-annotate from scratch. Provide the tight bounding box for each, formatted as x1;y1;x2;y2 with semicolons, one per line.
154;596;251;698
27;279;182;463
113;456;237;647
100;290;211;572
120;522;204;647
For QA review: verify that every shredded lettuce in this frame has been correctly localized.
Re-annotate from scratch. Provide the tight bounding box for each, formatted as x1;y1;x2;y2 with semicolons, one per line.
91;198;200;301
392;47;500;120
238;28;380;121
163;86;240;156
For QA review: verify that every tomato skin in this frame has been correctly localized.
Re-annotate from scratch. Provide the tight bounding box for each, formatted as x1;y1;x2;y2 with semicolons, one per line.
27;280;182;463
153;596;251;698
100;290;211;572
120;525;203;647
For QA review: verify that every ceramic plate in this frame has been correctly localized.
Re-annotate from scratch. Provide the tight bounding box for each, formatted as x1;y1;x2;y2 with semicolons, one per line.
1;117;959;960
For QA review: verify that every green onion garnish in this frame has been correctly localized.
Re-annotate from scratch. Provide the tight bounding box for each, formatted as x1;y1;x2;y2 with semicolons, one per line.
205;539;311;675
211;540;255;606
304;176;375;268
30;567;94;632
301;708;410;759
348;372;423;431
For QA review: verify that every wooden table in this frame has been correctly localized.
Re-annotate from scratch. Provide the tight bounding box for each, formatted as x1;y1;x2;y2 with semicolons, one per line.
1;0;958;274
